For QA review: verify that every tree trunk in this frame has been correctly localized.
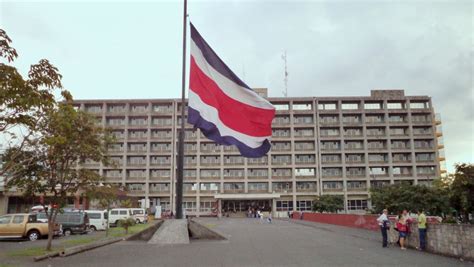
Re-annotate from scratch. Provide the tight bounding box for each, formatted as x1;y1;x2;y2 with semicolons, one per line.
46;220;54;251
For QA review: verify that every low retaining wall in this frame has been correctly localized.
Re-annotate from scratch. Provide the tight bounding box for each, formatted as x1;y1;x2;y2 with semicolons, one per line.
291;211;474;261
291;211;380;231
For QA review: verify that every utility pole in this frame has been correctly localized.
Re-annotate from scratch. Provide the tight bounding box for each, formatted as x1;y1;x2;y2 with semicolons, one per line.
281;50;288;97
176;0;187;220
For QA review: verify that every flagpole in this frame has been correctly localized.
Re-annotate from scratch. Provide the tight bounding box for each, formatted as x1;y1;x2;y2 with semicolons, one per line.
176;0;187;220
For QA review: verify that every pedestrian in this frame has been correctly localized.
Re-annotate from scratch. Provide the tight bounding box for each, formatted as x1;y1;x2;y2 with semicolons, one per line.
267;212;272;224
376;209;389;248
417;209;427;251
396;212;409;250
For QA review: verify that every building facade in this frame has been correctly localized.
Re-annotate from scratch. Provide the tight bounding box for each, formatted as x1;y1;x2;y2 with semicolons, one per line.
71;89;443;216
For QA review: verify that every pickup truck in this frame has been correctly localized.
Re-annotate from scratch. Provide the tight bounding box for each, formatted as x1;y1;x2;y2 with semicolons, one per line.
0;213;61;241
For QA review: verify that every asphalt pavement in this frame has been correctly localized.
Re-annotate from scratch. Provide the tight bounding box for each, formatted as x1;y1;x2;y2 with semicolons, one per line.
26;218;471;267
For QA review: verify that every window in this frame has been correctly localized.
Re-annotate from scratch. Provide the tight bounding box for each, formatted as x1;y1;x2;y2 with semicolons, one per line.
293;103;312;110
272;182;292;192
200;201;215;212
387;102;404;109
111;210;118;215
410;102;429;109
318;102;337;110
294;128;314;137
370;167;387;176
322;167;342;177
87;213;101;219
341;103;359;110
347;181;366;189
12;215;24;224
119;210;127;215
296;182;316;191
273;103;290;110
323;181;343;189
295;168;315;177
276;201;293;211
248;183;268;191
364;102;382;110
297;200;313;211
182;202;197;212
200;183;220;191
347;200;368;210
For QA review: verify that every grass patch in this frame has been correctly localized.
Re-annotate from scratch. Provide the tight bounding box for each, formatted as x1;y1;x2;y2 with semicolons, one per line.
108;223;152;238
60;236;100;246
6;223;154;258
6;247;61;257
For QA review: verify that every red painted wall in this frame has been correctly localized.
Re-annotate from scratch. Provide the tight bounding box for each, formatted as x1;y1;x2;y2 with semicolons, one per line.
292;211;380;231
291;212;440;231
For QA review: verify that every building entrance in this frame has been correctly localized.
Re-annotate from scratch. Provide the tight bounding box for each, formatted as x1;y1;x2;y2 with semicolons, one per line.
222;200;271;217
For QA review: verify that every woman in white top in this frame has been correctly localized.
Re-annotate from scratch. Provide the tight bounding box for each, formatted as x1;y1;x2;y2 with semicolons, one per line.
376;209;389;248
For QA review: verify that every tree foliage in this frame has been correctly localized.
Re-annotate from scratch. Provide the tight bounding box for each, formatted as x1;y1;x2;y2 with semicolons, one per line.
0;28;70;133
370;182;451;216
118;218;136;235
3;103;112;250
449;163;474;223
312;195;344;213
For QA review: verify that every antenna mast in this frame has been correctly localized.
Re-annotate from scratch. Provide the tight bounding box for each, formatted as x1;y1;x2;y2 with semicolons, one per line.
281;50;288;97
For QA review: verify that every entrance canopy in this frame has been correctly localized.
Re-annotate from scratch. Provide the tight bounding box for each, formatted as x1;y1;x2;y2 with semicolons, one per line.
214;193;281;200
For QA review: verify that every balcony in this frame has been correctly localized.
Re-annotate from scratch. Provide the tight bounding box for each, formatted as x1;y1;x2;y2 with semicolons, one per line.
347;187;367;192
150;176;170;181
323;188;343;193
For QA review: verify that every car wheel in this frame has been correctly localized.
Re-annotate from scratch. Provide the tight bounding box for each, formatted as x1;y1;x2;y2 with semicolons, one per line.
136;219;141;224
28;230;40;241
64;229;72;236
89;226;97;232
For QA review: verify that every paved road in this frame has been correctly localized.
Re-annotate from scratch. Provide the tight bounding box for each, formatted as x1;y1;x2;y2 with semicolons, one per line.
29;218;470;267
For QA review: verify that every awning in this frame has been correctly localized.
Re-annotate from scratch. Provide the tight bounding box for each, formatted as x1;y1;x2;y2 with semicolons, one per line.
214;193;281;200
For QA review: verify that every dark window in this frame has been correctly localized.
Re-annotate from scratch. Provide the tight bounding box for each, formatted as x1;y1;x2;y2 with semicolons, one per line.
87;213;101;219
119;210;127;215
12;215;25;224
111;210;118;215
0;216;12;224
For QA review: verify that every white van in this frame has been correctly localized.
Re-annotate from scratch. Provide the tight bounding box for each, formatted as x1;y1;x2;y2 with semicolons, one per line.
108;208;133;226
85;210;108;231
131;208;147;224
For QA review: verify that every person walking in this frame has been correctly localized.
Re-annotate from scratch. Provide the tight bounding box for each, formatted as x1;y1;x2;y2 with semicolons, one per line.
417;209;427;251
377;209;389;247
396;213;409;250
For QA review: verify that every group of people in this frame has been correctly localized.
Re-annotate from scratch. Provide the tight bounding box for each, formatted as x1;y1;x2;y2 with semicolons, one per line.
377;209;427;250
247;208;272;223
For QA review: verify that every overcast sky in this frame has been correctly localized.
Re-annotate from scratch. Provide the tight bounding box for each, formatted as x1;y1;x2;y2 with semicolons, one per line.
1;0;472;172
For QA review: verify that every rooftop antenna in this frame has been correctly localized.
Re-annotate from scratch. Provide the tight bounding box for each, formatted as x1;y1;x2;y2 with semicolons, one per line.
281;50;288;97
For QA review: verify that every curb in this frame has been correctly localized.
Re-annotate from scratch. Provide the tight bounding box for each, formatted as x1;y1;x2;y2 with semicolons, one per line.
33;222;160;262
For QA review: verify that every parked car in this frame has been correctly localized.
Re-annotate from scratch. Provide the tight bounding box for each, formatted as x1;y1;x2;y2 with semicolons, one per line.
108;208;133;227
131;208;147;224
0;213;61;241
85;210;108;231
36;211;89;236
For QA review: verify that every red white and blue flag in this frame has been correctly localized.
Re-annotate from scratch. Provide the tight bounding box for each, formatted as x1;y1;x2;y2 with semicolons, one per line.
187;23;275;158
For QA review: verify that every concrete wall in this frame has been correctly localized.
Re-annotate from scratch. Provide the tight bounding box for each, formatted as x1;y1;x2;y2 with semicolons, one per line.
291;211;474;261
388;222;474;261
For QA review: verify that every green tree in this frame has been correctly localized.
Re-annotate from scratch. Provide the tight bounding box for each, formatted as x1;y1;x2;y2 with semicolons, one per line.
312;195;344;213
118;217;136;235
449;163;474;223
0;28;69;133
86;185;126;237
3;103;112;251
370;182;450;216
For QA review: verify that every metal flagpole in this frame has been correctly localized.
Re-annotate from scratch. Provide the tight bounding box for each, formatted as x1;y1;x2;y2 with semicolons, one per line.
176;0;187;220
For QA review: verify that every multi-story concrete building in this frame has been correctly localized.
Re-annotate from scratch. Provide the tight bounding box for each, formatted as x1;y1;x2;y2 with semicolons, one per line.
71;89;442;216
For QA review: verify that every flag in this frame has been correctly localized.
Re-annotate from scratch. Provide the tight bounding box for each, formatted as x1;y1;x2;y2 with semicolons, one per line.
187;23;275;158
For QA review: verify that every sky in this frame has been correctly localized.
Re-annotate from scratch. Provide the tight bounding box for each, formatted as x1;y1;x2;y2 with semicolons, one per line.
1;0;472;172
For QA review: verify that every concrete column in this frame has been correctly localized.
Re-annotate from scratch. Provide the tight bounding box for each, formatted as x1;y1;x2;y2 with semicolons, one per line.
272;198;276;217
217;199;222;219
0;194;8;215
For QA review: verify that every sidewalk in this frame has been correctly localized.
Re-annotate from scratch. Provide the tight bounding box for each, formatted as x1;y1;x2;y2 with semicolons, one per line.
284;218;382;242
